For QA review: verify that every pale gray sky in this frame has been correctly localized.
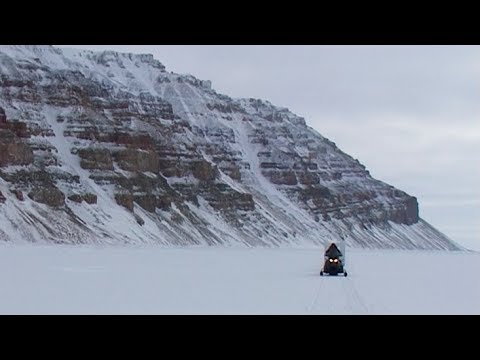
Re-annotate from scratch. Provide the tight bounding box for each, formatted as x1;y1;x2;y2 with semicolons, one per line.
58;45;480;251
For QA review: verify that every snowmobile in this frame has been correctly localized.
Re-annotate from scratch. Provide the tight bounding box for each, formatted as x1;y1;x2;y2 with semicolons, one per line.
320;241;348;277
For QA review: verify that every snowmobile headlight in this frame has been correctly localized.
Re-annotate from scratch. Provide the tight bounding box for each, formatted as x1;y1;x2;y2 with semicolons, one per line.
329;258;333;263
334;259;338;263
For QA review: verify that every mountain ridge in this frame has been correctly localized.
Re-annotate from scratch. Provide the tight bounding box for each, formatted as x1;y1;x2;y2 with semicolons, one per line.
0;45;461;249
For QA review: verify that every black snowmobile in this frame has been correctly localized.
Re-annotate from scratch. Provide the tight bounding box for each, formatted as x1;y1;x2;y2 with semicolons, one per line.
320;242;348;277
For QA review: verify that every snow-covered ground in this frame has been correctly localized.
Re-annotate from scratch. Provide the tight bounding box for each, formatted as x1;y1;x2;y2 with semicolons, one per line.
0;245;478;314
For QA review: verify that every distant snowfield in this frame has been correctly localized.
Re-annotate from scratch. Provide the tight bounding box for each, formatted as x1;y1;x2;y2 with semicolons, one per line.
0;245;478;315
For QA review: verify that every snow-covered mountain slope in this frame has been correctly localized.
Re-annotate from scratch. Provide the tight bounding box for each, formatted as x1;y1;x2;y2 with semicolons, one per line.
0;244;478;314
0;45;460;249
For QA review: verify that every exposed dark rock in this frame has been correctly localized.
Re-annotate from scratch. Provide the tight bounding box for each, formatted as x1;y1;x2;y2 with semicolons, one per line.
101;132;156;150
114;193;134;212
0;109;30;138
28;186;65;207
68;194;83;203
0;129;34;167
11;189;24;201
191;160;219;181
134;194;157;213
200;183;255;212
260;162;289;170
226;165;241;181
264;170;298;186
78;148;114;171
298;172;320;185
390;196;419;225
157;196;172;210
302;187;332;202
405;197;419;224
0;107;6;123
134;213;145;226
69;193;97;205
113;149;159;173
158;160;190;178
83;193;97;204
206;102;245;114
1;170;53;185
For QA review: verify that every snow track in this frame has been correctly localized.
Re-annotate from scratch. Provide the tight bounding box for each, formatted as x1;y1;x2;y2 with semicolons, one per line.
307;276;369;314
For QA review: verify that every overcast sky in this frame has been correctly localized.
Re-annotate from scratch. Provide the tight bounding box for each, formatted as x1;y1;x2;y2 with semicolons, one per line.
58;45;480;251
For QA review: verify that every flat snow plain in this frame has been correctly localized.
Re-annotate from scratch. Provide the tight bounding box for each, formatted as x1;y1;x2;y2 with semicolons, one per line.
0;244;478;314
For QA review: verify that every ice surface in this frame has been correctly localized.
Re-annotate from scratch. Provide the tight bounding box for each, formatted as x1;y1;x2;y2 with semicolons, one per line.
0;244;478;315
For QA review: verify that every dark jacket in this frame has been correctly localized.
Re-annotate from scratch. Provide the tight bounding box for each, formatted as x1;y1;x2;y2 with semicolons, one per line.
325;243;343;258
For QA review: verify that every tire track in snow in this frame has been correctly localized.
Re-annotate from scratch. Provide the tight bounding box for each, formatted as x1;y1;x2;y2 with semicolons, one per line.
307;276;345;314
306;276;326;313
306;272;369;314
341;277;369;314
342;258;369;314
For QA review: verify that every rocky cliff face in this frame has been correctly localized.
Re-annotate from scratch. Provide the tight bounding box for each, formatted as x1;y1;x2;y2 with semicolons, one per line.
0;45;459;249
